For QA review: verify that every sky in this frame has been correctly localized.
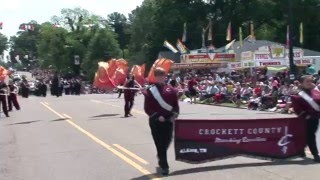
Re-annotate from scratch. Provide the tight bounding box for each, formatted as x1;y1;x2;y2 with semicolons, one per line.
0;0;144;38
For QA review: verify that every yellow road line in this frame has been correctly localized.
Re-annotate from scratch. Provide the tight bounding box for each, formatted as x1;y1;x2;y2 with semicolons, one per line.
113;144;149;165
40;102;159;179
90;99;146;115
63;114;72;119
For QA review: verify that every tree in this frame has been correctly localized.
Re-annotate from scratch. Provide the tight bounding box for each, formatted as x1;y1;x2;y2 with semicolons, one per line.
0;33;8;54
83;28;121;80
9;21;41;66
108;12;130;54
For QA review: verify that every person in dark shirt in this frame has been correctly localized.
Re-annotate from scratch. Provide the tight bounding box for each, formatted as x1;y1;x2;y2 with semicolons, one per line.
291;75;320;163
142;67;179;175
0;82;9;117
123;75;141;117
8;81;20;111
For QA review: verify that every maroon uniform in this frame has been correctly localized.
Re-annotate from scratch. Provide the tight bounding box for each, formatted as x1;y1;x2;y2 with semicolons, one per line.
123;79;138;117
0;83;9;117
291;88;320;158
8;84;20;111
188;79;198;97
143;83;179;171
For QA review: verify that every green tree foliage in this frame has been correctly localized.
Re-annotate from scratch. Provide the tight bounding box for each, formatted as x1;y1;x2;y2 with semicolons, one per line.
108;12;130;53
9;21;41;66
83;28;121;80
0;33;8;54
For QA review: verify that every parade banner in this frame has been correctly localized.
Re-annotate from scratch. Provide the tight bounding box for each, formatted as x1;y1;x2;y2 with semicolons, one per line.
175;117;306;164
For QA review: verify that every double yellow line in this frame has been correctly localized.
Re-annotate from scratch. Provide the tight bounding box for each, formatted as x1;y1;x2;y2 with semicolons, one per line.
40;102;160;179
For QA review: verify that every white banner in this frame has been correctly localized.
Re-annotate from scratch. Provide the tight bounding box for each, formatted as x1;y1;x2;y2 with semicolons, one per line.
255;60;287;67
241;51;254;60
254;51;271;60
229;62;242;69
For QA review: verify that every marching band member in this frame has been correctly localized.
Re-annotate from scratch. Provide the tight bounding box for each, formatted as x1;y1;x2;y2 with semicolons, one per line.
0;82;10;117
8;81;20;111
123;74;141;117
292;75;320;163
142;67;179;175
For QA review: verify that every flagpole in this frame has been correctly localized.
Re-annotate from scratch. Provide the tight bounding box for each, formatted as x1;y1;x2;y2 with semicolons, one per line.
288;0;296;79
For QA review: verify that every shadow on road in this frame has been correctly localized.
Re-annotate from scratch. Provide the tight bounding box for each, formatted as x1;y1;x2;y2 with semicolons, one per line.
130;159;316;179
7;120;41;125
51;118;68;122
90;114;120;118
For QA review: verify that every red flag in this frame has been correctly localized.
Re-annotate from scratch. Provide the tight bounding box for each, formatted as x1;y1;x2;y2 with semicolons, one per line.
93;62;116;90
107;59;118;78
131;64;145;85
0;66;9;81
0;22;3;29
147;59;173;84
112;66;128;85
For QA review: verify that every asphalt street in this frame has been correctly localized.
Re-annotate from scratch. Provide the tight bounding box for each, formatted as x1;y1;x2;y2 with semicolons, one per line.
0;94;319;180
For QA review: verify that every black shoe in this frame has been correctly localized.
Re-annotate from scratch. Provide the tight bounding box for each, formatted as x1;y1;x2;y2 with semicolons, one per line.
5;115;9;117
128;113;133;116
314;156;320;163
156;167;169;176
161;168;169;176
124;114;129;117
299;152;306;158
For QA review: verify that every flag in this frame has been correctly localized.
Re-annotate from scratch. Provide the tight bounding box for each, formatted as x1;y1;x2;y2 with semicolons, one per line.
131;64;145;85
93;61;116;90
106;58;128;85
0;22;3;29
239;27;243;47
250;21;255;38
163;40;178;53
147;58;173;84
19;24;34;31
0;66;9;81
300;22;303;45
27;24;34;31
208;20;213;41
53;23;60;28
19;24;26;31
176;39;188;54
286;25;290;48
225;39;236;50
182;22;187;42
226;22;232;41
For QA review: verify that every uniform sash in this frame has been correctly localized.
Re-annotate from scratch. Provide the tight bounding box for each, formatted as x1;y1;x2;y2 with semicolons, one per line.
149;85;173;112
298;90;320;112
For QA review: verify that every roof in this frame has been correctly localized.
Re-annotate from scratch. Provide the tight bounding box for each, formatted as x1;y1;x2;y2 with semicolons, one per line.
158;51;180;63
216;40;320;60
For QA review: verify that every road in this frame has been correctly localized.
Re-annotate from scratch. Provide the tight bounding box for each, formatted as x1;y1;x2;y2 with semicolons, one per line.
0;94;319;180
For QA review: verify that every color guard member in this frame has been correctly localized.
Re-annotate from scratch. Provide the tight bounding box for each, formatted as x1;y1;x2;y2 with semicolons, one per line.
292;75;320;163
123;74;141;117
8;81;20;111
142;67;179;175
0;82;9;117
